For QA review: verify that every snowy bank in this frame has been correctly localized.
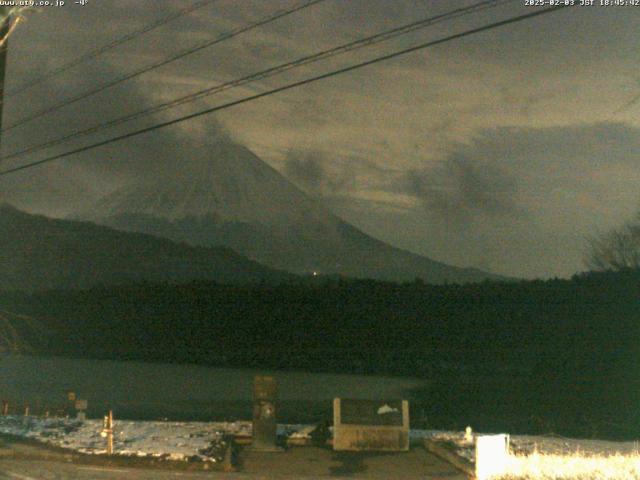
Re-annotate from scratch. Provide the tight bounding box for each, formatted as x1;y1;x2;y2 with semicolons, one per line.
0;416;252;462
425;430;640;479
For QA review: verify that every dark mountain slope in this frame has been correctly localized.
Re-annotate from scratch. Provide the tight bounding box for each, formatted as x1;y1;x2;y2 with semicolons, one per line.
0;204;293;291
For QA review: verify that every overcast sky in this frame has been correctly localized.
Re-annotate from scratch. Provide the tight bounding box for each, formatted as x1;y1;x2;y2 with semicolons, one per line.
0;0;638;279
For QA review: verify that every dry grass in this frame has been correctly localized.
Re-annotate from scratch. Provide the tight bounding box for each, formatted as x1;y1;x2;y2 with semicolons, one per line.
498;451;640;479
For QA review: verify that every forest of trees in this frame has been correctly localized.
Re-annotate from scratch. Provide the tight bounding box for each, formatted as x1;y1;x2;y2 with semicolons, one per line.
1;268;639;439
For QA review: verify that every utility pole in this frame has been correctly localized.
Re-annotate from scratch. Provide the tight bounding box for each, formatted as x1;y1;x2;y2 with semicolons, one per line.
0;7;6;329
0;7;10;147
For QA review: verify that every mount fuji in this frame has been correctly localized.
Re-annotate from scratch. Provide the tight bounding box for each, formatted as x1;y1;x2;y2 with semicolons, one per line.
77;137;502;284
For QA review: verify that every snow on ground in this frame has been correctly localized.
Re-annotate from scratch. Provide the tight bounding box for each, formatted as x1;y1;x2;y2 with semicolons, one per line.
420;430;640;472
424;430;640;465
0;416;254;462
505;452;640;480
2;414;639;477
0;415;319;462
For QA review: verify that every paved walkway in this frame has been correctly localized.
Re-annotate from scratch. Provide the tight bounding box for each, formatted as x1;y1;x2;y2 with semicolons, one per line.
0;439;467;479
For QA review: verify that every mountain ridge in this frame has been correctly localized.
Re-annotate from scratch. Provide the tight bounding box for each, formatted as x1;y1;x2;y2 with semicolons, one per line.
76;138;505;284
0;203;294;291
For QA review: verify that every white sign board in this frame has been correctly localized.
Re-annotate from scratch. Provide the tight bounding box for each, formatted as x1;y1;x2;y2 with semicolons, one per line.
475;434;510;480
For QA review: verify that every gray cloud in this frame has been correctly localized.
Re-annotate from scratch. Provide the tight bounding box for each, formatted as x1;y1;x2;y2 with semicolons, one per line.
0;22;235;217
284;150;325;192
283;149;356;196
353;121;640;278
470;122;640;169
404;152;520;222
430;122;639;222
498;85;552;118
431;3;637;74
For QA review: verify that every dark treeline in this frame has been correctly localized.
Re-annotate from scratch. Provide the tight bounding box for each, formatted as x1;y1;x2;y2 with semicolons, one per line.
2;269;639;439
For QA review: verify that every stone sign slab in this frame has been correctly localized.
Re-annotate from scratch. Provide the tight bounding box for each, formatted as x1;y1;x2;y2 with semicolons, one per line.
333;398;409;451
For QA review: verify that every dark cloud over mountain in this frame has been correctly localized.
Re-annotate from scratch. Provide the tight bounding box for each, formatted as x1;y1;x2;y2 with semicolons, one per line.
283;149;357;196
405;152;520;222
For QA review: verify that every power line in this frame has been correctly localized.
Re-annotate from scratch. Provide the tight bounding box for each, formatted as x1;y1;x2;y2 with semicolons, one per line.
3;0;218;99
0;0;510;164
1;0;327;134
0;5;571;178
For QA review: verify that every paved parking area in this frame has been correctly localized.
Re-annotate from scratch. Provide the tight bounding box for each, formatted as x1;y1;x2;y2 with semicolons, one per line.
0;438;467;479
237;446;467;479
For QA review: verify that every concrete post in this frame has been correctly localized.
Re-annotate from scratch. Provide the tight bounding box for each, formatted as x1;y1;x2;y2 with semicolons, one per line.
75;399;87;421
101;410;114;455
251;376;280;451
